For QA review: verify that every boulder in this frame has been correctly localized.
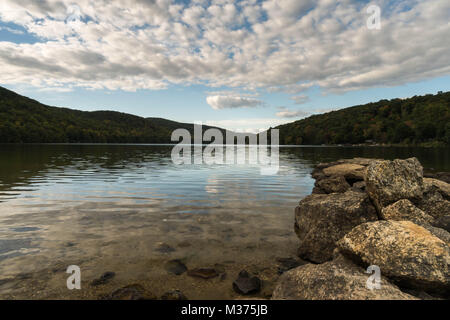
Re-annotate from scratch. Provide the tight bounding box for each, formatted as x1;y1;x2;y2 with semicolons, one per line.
365;158;424;212
417;187;450;220
322;163;366;181
352;181;366;191
295;191;378;263
422;225;450;245
380;199;434;226
424;178;450;200
314;175;351;194
424;172;450;184
272;255;416;300
433;215;450;232
337;220;450;293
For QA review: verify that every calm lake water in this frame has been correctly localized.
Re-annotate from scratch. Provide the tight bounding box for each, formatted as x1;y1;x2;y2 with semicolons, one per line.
0;144;449;299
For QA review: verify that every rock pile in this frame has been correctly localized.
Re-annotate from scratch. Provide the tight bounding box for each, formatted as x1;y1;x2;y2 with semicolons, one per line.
274;157;450;300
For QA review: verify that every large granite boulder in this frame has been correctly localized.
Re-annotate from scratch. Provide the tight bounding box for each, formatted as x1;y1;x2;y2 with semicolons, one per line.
295;191;378;263
314;175;350;194
424;178;450;200
272;255;416;300
337;220;450;294
381;199;434;226
365;158;424;212
417;185;450;221
322;163;366;181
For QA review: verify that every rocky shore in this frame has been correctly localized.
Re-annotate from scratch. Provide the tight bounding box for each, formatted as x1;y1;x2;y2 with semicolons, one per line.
273;157;450;300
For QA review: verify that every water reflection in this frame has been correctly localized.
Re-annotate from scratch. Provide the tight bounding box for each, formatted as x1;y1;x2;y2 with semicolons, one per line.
0;144;448;299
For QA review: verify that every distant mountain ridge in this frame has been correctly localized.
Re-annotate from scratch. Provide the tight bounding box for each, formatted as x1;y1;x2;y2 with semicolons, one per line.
0;86;449;145
275;91;450;147
0;86;224;143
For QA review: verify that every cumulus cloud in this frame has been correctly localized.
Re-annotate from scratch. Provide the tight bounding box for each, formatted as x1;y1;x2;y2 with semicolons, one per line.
291;95;309;105
206;95;263;110
0;0;448;93
275;107;309;118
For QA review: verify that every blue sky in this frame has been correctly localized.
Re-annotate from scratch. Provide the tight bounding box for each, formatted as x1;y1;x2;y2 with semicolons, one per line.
0;0;449;132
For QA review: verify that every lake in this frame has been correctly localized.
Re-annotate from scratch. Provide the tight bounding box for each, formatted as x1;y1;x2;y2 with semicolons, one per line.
0;144;449;299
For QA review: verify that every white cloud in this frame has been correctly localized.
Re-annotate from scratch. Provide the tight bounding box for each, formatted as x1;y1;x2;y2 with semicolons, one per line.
206;95;263;110
291;94;309;105
0;0;448;94
275;107;309;118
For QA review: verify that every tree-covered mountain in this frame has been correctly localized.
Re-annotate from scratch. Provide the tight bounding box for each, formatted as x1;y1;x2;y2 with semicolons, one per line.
276;91;450;146
1;86;449;146
0;86;223;143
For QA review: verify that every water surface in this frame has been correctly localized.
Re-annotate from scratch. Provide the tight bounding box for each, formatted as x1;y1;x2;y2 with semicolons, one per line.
0;144;448;299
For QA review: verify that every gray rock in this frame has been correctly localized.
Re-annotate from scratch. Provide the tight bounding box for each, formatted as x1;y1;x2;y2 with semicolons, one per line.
155;243;176;253
165;259;187;275
187;268;219;279
295;191;378;263
337;220;450;294
272;255;416;300
233;270;261;295
365;157;424;212
102;284;157;300
433;215;450;232
417;186;450;220
352;181;366;191
423;178;450;200
91;271;115;286
315;175;351;194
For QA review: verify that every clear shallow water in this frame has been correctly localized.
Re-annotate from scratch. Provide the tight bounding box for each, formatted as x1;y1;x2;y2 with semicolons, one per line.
0;144;449;299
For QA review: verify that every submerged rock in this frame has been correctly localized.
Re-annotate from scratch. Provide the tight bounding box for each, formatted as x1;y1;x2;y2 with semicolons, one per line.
165;259;187;275
337;220;450;294
155;243;176;253
233;270;261;295
91;271;115;286
276;257;307;275
295;191;377;263
365;157;424;212
102;284;157;300
187;268;219;279
272;255;416;300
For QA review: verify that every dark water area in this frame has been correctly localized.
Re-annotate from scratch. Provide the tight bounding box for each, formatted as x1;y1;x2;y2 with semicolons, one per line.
0;144;448;299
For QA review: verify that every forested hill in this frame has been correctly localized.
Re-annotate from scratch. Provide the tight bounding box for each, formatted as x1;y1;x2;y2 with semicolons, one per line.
276;91;450;146
0;86;222;143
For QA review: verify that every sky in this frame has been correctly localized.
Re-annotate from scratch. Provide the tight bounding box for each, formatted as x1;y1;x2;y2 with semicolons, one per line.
0;0;449;133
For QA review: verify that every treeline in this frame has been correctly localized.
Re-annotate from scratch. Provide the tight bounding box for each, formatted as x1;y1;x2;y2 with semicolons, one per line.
0;86;220;143
276;91;450;146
